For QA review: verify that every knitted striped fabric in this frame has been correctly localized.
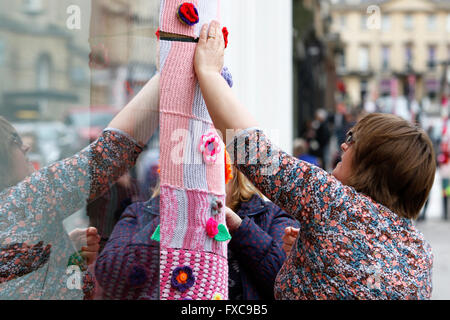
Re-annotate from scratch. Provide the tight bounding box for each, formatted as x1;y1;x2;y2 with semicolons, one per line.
158;0;228;300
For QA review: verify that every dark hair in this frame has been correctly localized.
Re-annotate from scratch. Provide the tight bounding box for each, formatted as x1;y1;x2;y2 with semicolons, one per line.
348;113;436;220
0;116;17;191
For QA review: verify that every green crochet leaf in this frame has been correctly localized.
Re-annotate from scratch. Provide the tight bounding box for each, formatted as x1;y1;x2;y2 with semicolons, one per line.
151;225;161;242
67;250;87;271
214;224;232;242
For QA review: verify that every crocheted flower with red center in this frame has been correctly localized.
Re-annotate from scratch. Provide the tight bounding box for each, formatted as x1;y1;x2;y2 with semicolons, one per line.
177;3;199;26
199;132;222;164
206;218;219;238
171;266;195;293
222;27;229;48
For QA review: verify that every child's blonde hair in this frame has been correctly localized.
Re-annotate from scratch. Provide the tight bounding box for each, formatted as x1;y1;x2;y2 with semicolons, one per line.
227;168;263;212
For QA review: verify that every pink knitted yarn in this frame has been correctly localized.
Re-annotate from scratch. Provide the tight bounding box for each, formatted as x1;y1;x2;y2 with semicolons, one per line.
160;185;227;257
160;248;228;300
160;42;197;116
159;1;227;301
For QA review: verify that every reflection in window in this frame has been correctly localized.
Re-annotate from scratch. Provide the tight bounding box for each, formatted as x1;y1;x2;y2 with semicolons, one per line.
23;0;43;15
359;46;369;72
427;14;437;31
36;54;51;90
447;14;450;32
361;15;368;30
405;44;413;69
428;45;436;70
337;48;346;72
340;15;346;29
382;15;390;32
404;14;413;30
0;39;5;66
382;46;390;71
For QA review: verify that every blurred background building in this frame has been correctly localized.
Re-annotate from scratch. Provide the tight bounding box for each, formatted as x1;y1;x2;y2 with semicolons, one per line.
330;0;450;121
0;0;90;122
292;0;342;138
0;0;160;165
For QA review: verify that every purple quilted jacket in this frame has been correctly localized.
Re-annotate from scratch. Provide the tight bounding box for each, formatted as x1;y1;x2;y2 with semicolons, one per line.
229;195;300;300
95;197;160;300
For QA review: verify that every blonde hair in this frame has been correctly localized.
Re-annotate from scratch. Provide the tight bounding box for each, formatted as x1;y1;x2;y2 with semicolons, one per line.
151;180;161;199
227;168;264;212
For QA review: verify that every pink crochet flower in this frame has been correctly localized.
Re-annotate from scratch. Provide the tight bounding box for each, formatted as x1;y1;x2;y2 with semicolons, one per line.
206;218;219;238
199;132;222;164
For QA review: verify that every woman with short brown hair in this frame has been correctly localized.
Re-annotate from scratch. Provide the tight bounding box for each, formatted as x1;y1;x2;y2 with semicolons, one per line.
342;113;435;220
194;21;435;299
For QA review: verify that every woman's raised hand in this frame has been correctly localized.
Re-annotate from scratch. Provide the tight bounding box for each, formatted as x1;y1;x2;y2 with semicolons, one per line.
225;207;243;233
194;21;225;79
69;227;101;265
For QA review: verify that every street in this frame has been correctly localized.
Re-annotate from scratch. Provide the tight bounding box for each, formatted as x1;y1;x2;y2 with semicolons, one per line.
415;170;450;300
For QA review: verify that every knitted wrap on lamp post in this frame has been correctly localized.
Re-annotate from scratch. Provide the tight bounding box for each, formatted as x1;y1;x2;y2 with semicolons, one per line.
158;0;229;300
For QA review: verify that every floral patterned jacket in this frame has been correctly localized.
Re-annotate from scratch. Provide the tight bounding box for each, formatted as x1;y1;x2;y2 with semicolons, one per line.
0;129;143;300
228;129;433;300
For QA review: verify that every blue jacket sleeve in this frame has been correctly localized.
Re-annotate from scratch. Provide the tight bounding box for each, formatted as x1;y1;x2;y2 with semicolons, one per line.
229;204;300;298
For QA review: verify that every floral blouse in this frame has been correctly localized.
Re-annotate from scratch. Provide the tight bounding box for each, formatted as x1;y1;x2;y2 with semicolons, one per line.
228;129;433;300
0;129;143;300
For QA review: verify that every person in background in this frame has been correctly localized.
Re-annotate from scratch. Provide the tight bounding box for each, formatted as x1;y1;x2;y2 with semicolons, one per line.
437;136;450;221
307;109;331;170
293;138;319;167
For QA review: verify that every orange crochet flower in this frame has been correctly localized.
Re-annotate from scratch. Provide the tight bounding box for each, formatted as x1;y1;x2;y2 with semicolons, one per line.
225;149;233;184
176;271;188;284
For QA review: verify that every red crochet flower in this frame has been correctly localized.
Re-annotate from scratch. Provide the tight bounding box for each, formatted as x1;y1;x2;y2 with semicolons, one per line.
177;3;199;26
206;218;219;238
222;27;229;48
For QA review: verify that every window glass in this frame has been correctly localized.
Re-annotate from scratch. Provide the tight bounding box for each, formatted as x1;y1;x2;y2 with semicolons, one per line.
382;46;390;70
382;15;390;31
428;14;437;31
359;46;369;71
0;0;160;300
404;14;413;30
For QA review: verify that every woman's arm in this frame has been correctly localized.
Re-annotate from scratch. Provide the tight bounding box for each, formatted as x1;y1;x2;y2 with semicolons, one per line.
194;21;258;137
194;22;348;222
108;73;160;146
0;73;160;243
